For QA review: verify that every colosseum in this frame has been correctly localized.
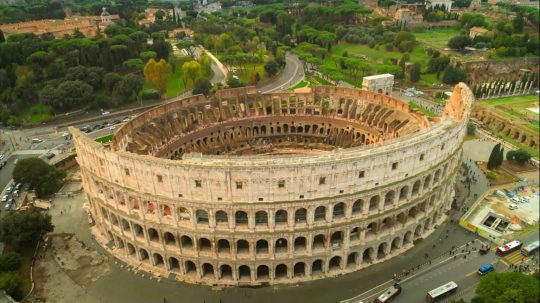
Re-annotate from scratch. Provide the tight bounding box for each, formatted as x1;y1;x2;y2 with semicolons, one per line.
71;83;474;286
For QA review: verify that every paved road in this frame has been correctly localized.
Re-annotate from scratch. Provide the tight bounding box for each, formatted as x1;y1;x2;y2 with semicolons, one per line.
258;53;304;93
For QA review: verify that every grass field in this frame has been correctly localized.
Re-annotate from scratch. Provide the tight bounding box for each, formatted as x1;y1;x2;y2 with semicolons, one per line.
290;80;308;90
95;134;113;144
23;103;53;125
142;67;187;98
479;95;539;132
414;28;462;50
409;101;438;117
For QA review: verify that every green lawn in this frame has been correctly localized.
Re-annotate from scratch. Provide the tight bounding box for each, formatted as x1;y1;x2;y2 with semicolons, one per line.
238;64;267;85
289;80;308;90
483;94;539;105
142;67;187;98
495;131;539;158
95;134;113;144
414;28;462;50
23;103;53;125
409;102;438;118
479;94;539;132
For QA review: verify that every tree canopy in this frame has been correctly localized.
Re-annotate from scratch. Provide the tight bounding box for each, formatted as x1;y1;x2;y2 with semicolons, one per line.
0;208;54;251
13;157;66;197
474;272;539;303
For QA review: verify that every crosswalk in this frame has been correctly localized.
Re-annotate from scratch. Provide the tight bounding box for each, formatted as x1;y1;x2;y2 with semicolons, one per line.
500;250;527;268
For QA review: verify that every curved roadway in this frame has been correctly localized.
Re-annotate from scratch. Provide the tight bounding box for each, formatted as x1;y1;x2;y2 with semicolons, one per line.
258;52;304;93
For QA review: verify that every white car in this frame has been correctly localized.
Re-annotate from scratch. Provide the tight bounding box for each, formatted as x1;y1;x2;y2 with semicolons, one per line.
109;125;116;130
0;154;4;160
1;195;7;203
101;111;110;115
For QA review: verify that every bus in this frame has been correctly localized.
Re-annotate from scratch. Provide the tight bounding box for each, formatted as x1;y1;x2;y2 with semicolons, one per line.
426;281;458;302
521;240;540;256
496;240;523;256
374;284;402;303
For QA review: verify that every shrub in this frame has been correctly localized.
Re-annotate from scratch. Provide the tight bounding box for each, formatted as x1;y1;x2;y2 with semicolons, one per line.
141;89;160;100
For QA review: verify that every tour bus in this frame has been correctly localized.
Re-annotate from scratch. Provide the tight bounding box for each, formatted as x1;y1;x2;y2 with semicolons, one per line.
374;284;402;303
521;240;540;257
496;240;523;256
426;281;458;302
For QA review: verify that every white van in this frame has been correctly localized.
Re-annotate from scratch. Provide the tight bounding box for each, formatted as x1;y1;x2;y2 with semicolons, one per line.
508;203;518;210
31;138;43;143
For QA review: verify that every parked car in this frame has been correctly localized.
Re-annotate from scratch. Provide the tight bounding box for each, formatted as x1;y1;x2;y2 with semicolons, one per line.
45;152;55;160
4;203;11;211
32;138;43;143
13;190;19;197
1;195;8;203
0;161;6;169
5;186;13;194
14;183;22;190
101;111;110;115
0;154;4;160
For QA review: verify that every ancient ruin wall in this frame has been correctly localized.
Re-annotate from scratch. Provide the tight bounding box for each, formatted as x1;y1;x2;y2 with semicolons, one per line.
71;84;474;286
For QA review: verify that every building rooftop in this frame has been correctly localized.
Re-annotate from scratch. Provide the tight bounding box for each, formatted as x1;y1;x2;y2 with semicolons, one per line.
363;74;395;80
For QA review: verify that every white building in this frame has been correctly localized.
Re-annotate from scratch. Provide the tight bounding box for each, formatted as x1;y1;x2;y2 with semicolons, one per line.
362;74;395;95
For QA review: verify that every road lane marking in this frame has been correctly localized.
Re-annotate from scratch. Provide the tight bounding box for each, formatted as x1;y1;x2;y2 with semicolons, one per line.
466;270;477;277
500;259;510;268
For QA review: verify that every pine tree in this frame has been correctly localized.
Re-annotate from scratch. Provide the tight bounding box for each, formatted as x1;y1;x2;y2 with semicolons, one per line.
487;143;501;170
496;145;504;168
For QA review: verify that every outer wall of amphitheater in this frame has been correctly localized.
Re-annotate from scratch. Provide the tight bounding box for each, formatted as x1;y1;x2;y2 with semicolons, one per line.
72;84;474;286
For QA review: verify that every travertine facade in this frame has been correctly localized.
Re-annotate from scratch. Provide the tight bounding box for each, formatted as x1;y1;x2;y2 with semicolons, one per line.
362;74;394;95
72;84;474;286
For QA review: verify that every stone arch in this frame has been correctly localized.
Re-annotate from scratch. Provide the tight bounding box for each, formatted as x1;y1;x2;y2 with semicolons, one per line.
168;257;180;271
331;231;343;248
313;234;325;250
333;202;346;219
110;213;119;226
275;238;288;254
403;231;413;245
153;253;164;266
352;199;363;215
391;237;402;252
295;208;307;224
314;206;326;222
139;248;149;262
215;210;228;224
257;265;270;280
294;262;306;277
312;259;323;275
180;235;193;249
423;175;432;190
377;242;389;259
235;210;248;226
294;236;307;252
362;247;374;264
414;224;423;238
217;239;230;254
121;219;130;231
127;243;136;256
385;191;395;206
199;237;212;252
329;256;342;272
163;231;176;245
185;260;197;275
347;252;359;268
148;228;159;242
177;207;190;222
369;196;380;211
434;169;441;183
133;223;144;237
412;180;421;195
196;209;209;224
275;209;288;225
275;264;288;279
220;264;233;280
255;211;268;226
350;226;360;241
238;265;251;281
237;239;250;254
256;239;269;254
399;186;409;201
202;263;214;278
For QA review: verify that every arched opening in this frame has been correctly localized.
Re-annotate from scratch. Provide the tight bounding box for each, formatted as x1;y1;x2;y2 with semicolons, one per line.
127;243;136;256
412;181;421;196
164;232;176;245
329;256;342;272
133;224;144;238
275;264;288;279
199;238;212;252
362;248;374;264
275;238;288;254
347;252;358;268
237;239;250;255
257;265;269;280
121;219;130;231
275;209;288;226
196;209;209;224
255;211;268;227
294;236;307;252
313;234;325;250
350;227;360;241
434;170;441;183
312;259;323;275
403;231;413;245
377;242;388;259
238;265;251;281
202;263;214;278
352;199;363;215
235;211;248;226
220;264;233;280
385;191;395;206
331;231;343;249
423;175;431;190
217;239;230;254
110;214;119;226
256;239;269;254
185;261;197;275
153;253;164;266
139;249;149;262
381;217;393;233
168;257;180;271
414;224;423;238
215;210;228;224
366;222;377;237
397;212;406;226
295;208;307;224
314;206;326;222
399;186;408;201
333;202;345;220
177;207;190;223
391;237;402;252
409;207;417;218
148;228;159;242
294;262;306;277
369;196;379;212
181;235;193;250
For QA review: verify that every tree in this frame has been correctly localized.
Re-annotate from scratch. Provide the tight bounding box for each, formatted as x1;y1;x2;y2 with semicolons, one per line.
487;143;503;170
140;51;157;62
264;60;279;76
151;39;171;61
409;62;421;83
474;272;539;303
507;150;532;165
0;252;21;272
39;85;62;107
0;272;22;299
182;60;201;87
467;122;476;135
103;72;122;92
57;80;93;110
143;58;172;97
192;77;212;96
114;74;144;102
13;157;65;197
0;208;54;251
448;35;472;50
441;66;466;85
